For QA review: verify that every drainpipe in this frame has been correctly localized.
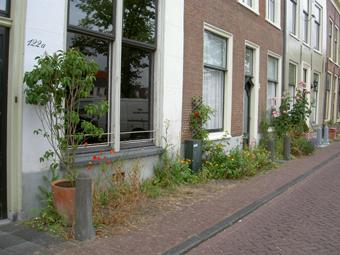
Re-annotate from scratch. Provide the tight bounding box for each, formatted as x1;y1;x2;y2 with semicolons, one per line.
282;0;286;96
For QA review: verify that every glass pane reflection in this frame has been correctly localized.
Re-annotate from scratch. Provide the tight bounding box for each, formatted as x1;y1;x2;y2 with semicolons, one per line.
69;0;113;34
67;32;109;144
123;0;156;44
120;45;152;143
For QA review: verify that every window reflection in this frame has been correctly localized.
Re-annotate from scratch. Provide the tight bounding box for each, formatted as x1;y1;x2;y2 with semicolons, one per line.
69;0;113;34
123;0;156;44
120;45;152;144
67;32;109;144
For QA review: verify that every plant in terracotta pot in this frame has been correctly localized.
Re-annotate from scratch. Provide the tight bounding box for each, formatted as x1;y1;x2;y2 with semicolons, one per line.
24;49;108;224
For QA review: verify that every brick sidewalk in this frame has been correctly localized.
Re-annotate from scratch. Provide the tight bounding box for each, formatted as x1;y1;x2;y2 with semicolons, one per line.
42;142;340;255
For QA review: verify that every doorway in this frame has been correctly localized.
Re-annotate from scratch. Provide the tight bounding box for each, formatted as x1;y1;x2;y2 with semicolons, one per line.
0;26;8;219
243;77;254;147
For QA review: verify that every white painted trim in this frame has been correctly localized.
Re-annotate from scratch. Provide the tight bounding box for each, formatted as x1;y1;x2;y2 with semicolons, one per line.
238;0;259;16
7;0;27;219
325;71;333;122
334;25;339;65
332;74;338;122
311;71;321;125
329;18;334;61
204;23;233;139
267;51;282;110
265;0;281;29
245;40;260;145
300;62;311;126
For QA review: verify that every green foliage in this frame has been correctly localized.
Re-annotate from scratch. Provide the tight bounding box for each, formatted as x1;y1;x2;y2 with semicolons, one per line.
272;96;291;138
189;96;214;142
203;146;274;179
24;49;108;182
289;89;311;137
291;137;315;156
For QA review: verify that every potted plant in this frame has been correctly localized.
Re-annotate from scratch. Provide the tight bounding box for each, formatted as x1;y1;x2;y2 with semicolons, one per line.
325;120;337;140
24;49;108;224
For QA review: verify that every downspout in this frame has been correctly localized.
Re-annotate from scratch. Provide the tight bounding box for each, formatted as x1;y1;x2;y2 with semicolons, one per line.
282;0;286;96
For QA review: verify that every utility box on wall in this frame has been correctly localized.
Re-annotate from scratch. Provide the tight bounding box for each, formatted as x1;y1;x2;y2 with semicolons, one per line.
184;139;202;172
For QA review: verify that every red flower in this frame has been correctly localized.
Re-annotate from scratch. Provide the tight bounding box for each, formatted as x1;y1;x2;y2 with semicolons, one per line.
194;111;200;119
110;149;115;155
92;155;97;161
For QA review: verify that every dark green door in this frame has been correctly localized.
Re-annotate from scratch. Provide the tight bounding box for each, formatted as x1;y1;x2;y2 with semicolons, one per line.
0;26;8;219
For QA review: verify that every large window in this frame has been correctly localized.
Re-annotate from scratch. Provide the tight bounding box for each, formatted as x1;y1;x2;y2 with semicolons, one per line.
267;56;279;116
328;19;333;59
0;0;9;16
67;0;157;148
311;73;319;124
334;26;339;64
338;78;340;119
288;0;297;35
301;0;309;44
326;73;331;120
288;63;296;108
240;0;259;13
312;4;321;51
203;31;227;131
266;0;280;27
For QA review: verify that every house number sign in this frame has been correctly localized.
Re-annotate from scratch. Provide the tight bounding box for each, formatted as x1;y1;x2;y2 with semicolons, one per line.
27;39;46;49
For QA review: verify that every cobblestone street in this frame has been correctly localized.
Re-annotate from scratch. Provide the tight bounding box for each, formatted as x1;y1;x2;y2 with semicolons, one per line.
189;150;340;255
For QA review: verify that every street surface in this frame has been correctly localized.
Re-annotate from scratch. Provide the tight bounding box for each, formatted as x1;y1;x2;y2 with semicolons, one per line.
189;154;340;255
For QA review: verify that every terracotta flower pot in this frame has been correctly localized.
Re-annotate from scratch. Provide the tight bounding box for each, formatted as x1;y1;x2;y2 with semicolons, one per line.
51;179;76;225
329;128;337;140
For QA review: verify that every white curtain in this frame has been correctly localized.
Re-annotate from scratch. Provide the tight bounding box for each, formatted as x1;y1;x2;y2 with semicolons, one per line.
203;68;224;130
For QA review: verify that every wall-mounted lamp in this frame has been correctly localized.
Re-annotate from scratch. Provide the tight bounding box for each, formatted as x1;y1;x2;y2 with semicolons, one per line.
312;79;319;92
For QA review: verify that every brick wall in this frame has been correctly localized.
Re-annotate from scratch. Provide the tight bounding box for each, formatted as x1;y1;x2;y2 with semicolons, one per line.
182;0;284;141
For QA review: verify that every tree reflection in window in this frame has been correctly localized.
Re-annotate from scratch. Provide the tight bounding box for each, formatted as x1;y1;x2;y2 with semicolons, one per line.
67;32;110;144
120;45;152;143
123;0;156;44
69;0;114;34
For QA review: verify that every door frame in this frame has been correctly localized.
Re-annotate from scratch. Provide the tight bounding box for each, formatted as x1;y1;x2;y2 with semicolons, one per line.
0;26;9;219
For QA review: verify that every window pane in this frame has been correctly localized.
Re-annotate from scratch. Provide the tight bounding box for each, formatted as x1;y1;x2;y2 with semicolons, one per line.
203;68;224;130
302;0;309;12
289;85;296;108
0;0;7;12
123;0;156;44
268;0;275;22
314;5;321;23
303;68;308;83
313;23;320;50
267;56;278;81
267;81;276;116
334;28;338;62
326;73;331;91
245;47;253;76
204;31;227;68
289;63;296;86
288;0;297;34
120;45;152;143
328;21;333;57
67;32;110;144
302;12;308;43
69;0;113;34
243;0;252;7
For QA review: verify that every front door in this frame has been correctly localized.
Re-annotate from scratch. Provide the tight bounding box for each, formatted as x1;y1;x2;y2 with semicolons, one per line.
0;26;8;219
243;78;253;147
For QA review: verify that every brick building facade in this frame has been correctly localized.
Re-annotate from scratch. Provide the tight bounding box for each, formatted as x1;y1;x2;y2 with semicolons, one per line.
182;0;284;148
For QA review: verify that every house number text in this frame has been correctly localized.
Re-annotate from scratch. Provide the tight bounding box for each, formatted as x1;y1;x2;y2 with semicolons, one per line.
27;39;46;49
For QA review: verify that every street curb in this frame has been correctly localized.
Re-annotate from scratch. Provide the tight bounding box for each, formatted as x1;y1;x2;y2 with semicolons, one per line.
162;151;340;255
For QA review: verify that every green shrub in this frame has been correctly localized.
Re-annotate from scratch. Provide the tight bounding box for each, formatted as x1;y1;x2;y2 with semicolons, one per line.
291;137;315;156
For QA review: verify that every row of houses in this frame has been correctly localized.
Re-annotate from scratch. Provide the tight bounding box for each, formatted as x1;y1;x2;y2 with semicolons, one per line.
0;0;339;220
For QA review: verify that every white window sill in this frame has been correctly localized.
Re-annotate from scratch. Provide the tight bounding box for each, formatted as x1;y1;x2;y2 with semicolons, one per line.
265;19;281;30
313;49;322;55
238;2;259;16
302;42;311;49
289;33;299;41
329;58;340;67
208;132;231;141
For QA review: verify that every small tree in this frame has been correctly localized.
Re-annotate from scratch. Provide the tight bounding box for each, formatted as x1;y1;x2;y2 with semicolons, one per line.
24;49;108;183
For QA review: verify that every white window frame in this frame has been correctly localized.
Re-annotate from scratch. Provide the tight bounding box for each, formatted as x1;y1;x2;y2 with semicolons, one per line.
238;0;259;16
266;0;281;29
301;62;311;125
301;0;310;46
312;3;322;53
267;51;282;112
333;74;339;121
325;72;333;121
288;0;298;37
288;61;298;108
334;25;339;64
311;71;320;125
329;19;334;61
203;23;233;141
244;40;260;145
